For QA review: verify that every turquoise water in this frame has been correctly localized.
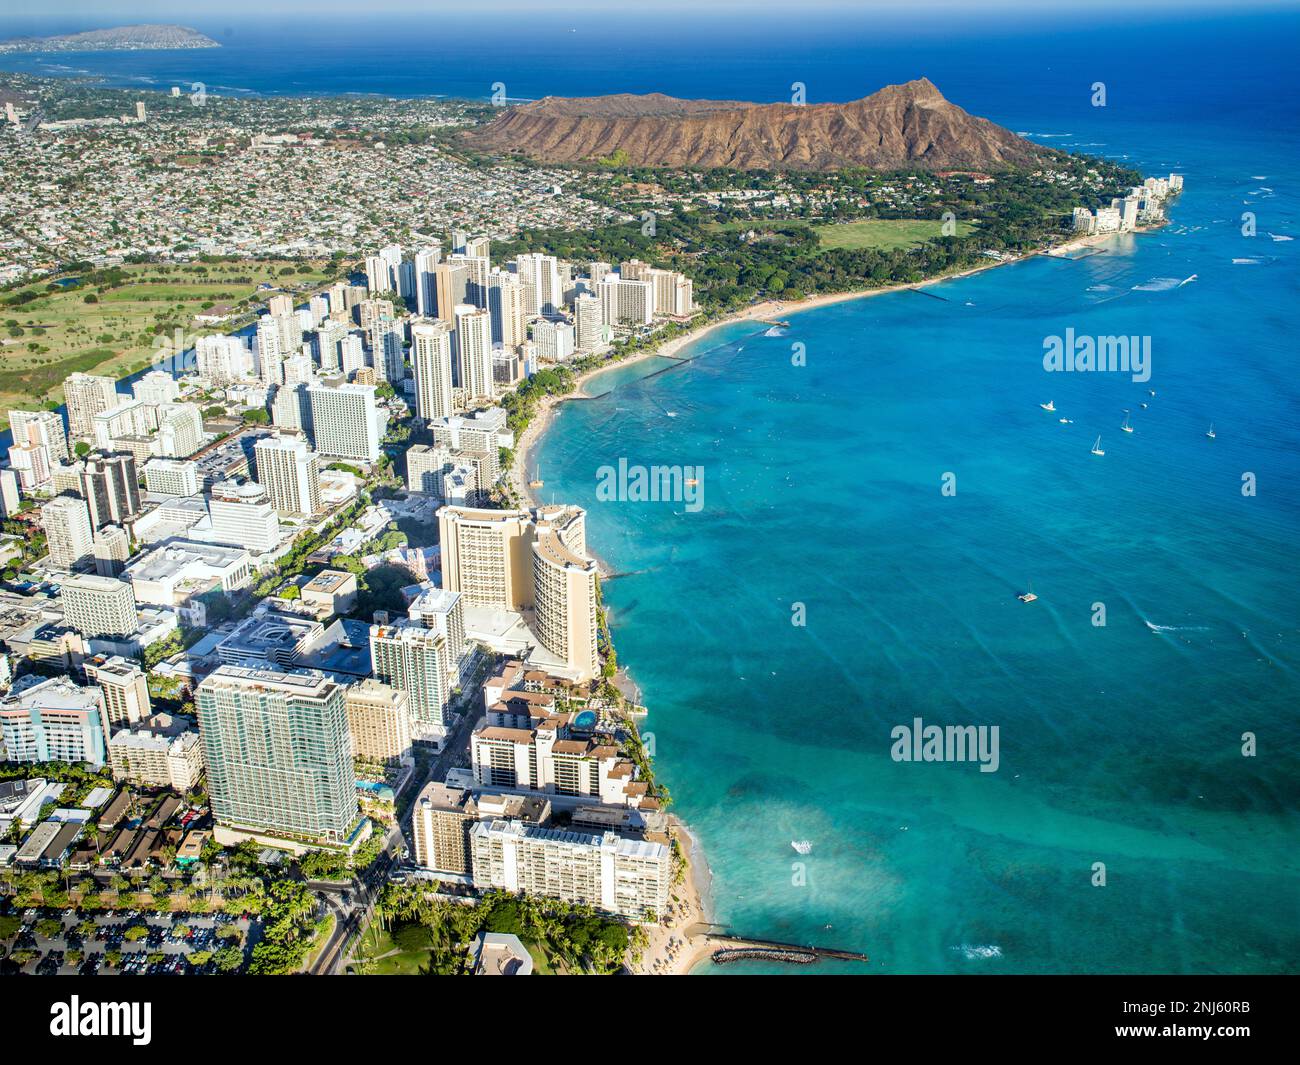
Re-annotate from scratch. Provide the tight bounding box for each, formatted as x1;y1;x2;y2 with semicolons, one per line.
538;127;1300;973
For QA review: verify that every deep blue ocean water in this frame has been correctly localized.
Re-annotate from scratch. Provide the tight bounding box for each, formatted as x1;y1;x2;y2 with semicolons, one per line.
4;5;1298;972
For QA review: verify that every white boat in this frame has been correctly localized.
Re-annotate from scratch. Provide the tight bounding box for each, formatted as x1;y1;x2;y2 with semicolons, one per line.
1121;413;1134;434
1206;423;1216;439
1018;581;1038;603
791;840;813;855
1040;400;1056;412
1091;436;1105;456
1058;417;1073;424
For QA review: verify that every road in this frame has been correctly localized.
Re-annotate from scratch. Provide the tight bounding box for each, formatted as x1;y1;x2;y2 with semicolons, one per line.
306;659;488;975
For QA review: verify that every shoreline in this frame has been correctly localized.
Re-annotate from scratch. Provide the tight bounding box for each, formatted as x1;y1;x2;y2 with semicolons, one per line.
632;814;718;975
506;227;1122;512
505;224;1126;975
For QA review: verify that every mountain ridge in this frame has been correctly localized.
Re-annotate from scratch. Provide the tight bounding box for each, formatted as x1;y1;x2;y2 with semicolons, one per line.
466;78;1045;171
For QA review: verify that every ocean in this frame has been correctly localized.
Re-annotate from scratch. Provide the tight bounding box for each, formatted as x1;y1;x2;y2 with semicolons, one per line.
4;5;1298;972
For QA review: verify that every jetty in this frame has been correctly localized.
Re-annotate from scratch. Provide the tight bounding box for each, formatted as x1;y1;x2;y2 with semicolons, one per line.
759;318;791;328
689;924;869;967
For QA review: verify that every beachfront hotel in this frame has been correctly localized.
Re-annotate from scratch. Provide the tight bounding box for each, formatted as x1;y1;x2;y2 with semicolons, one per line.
471;698;651;806
195;666;357;846
438;504;600;682
470;818;671;921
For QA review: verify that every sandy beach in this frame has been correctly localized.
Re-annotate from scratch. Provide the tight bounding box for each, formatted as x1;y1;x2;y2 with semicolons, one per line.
631;815;717;975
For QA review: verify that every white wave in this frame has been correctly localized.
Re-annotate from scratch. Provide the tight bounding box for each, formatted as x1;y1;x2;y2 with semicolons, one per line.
951;944;1003;960
762;326;788;337
1233;257;1263;264
1268;233;1294;242
1177;274;1197;286
1145;621;1210;634
1132;277;1183;292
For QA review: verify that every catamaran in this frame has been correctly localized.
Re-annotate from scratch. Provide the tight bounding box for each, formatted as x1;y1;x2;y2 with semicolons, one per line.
1040;400;1056;411
1206;423;1216;439
1091;436;1105;456
1121;413;1134;433
1018;581;1039;603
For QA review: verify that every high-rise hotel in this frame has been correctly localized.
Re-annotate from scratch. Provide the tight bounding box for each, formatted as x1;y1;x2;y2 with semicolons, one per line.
195;666;357;846
411;319;455;422
438;505;600;681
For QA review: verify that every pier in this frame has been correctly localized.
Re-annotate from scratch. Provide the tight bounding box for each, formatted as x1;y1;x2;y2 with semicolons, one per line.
688;924;869;967
907;286;950;302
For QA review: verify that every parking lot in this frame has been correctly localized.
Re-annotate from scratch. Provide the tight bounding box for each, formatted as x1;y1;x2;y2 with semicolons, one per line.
2;906;255;976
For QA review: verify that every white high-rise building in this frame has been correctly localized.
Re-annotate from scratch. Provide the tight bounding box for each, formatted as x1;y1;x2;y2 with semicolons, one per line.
340;334;365;376
132;370;180;407
254;435;322;517
488;270;526;349
450;253;490;309
154;403;205;458
372;320;405;384
414;245;442;317
453;305;495;402
92;525;131;577
64;373;120;438
515;253;561;316
574;291;608;351
369;587;467;740
196;335;252;386
92;399;150;450
42;495;95;570
531;319;576;363
142;458;199;497
59;573;138;639
412;320;455;423
315;320;348;373
306;383;381;464
8;409;69;464
599;276;655;326
470;820;671;921
256;315;284;387
207;481;281;554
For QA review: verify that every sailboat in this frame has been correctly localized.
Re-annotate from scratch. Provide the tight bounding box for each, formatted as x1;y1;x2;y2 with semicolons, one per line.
1121;412;1134;433
528;463;544;489
1206;423;1216;439
1018;581;1039;603
1091;436;1105;456
1040;400;1056;412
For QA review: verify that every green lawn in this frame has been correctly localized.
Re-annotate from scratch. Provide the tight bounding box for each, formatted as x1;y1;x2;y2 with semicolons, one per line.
813;218;977;251
523;938;556;975
354;922;430;976
0;259;335;420
706;217;976;252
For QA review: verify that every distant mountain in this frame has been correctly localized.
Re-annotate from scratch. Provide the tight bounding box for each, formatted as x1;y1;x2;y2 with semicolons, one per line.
467;78;1045;172
0;24;219;54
